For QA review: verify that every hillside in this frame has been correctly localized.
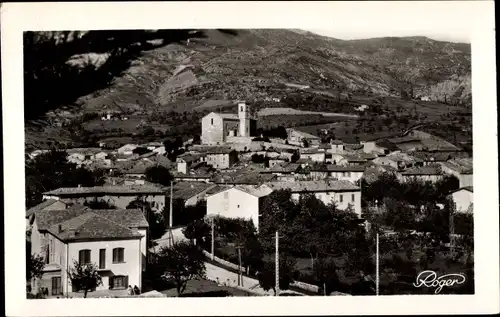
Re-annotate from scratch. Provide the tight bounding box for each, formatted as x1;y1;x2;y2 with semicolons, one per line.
24;29;472;150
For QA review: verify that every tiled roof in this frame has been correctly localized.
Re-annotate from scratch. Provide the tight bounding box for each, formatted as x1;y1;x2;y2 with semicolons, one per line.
36;205;92;231
177;153;205;163
26;199;62;218
307;164;366;172
330;140;344;145
451;186;473;194
47;212;143;242
234;185;274;197
387;152;423;163
263;162;301;174
194;146;235;155
342;155;367;162
92;208;149;228
441;158;473;174
125;160;156;174
411;151;453;162
43;185;165;196
166;182;216;200
266;180;360;192
300;148;324;154
204;185;233;196
214;168;276;185
401;166;442;176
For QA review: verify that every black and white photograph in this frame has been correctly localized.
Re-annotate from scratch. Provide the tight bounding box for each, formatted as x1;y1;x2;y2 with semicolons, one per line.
3;1;498;316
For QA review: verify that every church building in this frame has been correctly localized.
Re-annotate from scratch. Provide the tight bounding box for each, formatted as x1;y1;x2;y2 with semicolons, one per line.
201;102;257;145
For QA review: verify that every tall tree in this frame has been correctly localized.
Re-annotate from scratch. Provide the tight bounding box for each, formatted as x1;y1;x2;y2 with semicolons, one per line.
145;165;173;187
26;253;45;284
67;260;103;298
25;150;105;208
150;241;206;296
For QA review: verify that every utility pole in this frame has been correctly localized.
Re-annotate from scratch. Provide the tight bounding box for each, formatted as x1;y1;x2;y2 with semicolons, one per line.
275;231;279;296
449;208;455;257
376;232;380;296
168;181;174;247
211;217;215;261
236;245;243;287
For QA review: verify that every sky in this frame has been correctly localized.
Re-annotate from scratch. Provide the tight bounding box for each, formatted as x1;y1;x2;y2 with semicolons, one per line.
305;29;471;44
297;1;486;44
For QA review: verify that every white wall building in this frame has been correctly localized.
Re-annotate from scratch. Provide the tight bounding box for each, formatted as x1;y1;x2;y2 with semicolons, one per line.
450;186;473;213
29;206;148;297
265;180;362;216
206;185;273;230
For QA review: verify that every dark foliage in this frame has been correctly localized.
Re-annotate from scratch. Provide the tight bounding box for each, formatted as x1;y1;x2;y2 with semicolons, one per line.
25;150;105;208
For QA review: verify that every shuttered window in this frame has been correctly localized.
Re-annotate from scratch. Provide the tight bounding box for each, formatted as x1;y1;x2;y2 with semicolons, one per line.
99;249;106;269
339;194;343;203
112;248;125;263
79;249;91;265
352;194;355;202
110;275;128;289
51;277;62;295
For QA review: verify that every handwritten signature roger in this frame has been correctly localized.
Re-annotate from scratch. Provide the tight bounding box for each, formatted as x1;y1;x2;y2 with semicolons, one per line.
413;270;466;294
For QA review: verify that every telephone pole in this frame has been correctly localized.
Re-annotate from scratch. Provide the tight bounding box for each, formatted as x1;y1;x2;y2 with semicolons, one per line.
275;231;279;296
211;217;215;261
376;232;380;296
168;181;174;247
236;245;243;287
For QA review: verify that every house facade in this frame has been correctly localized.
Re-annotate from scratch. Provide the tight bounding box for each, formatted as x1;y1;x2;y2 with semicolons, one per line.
266;180;362;216
206;185;273;230
29;207;147;297
286;128;321;147
400;166;443;183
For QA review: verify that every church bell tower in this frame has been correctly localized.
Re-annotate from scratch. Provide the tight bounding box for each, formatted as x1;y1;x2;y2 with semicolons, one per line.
238;101;250;137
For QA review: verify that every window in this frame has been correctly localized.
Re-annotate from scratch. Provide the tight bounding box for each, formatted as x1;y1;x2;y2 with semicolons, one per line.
352;194;355;202
99;249;106;269
110;275;128;289
346;172;351;177
237;205;240;208
51;277;62;296
211;118;214;125
339;194;343;203
49;239;55;263
79;249;91;265
113;248;125;263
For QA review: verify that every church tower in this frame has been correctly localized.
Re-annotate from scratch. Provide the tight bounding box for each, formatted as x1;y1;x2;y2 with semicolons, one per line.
238;101;250;137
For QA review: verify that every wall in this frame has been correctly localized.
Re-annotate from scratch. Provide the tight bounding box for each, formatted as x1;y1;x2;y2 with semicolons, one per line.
452;190;473;213
177;161;188;174
201;114;225;145
206;153;232;169
67;238;142;293
300;153;325;163
373;157;398;169
291;190;361;216
207;188;260;229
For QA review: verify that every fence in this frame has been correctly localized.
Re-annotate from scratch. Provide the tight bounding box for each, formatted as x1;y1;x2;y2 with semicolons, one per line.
202;249;320;294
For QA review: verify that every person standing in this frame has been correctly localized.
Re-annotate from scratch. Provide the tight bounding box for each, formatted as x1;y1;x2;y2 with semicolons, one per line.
127;285;134;296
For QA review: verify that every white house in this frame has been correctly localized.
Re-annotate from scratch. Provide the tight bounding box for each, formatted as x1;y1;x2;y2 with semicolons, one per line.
286;128;321;147
265;180;362;216
299;148;326;163
328;140;345;154
305;165;365;184
450;186;473;213
29;206;148;297
206;185;273;230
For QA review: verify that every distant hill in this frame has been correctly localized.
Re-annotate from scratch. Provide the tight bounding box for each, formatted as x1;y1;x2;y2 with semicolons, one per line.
24;29;471;150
